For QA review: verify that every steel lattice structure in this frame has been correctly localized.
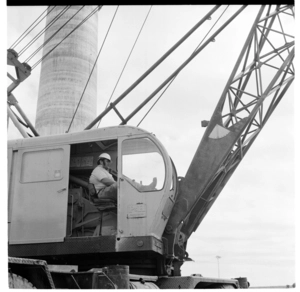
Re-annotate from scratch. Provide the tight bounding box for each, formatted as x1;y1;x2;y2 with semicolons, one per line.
221;5;294;164
167;5;294;242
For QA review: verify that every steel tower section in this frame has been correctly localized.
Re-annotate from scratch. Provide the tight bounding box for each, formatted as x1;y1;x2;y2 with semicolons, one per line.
35;6;98;135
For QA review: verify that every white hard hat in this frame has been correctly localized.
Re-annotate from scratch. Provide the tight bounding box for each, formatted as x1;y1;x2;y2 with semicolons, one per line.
98;153;111;161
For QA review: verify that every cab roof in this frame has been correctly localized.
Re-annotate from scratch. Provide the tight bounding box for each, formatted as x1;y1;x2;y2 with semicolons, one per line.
8;125;153;150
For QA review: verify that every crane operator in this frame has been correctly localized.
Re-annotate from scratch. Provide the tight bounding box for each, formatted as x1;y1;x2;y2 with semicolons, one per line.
90;153;158;200
89;153;117;200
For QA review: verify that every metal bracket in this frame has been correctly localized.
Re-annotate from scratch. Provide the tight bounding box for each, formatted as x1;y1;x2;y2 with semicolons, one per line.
110;103;127;124
7;49;31;95
7;93;18;105
7;93;39;137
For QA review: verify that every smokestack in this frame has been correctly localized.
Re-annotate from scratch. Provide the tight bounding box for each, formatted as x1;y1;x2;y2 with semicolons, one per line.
35;6;98;135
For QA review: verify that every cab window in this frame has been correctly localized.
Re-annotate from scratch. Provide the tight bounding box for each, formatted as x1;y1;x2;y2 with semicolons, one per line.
122;138;165;192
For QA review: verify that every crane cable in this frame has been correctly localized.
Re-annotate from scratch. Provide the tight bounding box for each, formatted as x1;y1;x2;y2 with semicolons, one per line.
136;5;229;127
20;6;71;58
66;6;119;133
18;6;62;56
137;76;176;127
97;5;153;128
9;6;55;50
25;6;84;64
31;6;101;70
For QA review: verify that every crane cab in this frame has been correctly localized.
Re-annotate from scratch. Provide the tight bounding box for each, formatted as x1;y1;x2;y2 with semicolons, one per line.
8;126;177;272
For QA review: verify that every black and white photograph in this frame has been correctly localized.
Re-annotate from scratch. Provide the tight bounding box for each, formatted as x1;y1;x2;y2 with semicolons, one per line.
5;4;297;289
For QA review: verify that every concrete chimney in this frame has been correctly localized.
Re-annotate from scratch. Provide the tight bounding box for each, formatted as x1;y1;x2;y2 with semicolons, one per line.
35;6;98;135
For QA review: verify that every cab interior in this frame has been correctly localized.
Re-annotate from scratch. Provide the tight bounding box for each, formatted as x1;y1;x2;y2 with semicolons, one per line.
66;136;168;238
67;139;118;238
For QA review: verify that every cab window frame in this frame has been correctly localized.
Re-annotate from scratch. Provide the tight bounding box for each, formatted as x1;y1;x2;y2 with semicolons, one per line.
121;136;166;193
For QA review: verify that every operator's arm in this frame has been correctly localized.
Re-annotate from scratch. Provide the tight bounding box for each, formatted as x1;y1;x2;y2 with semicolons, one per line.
101;177;116;186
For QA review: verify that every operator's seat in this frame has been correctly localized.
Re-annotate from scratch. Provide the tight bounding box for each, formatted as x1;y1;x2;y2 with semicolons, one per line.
68;175;117;236
87;183;117;236
69;175;117;209
86;182;117;237
87;182;117;210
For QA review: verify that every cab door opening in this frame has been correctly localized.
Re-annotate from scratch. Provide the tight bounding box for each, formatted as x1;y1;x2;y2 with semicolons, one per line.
67;139;118;238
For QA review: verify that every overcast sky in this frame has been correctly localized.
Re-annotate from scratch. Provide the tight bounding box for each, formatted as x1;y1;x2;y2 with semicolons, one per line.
5;4;298;288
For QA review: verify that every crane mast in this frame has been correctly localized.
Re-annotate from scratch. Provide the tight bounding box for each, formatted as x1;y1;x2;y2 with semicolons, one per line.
163;4;294;268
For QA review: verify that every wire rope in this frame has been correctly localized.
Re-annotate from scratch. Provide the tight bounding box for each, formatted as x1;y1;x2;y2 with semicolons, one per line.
19;6;70;57
136;5;229;127
97;5;153;128
31;6;101;69
194;5;229;51
66;6;119;133
137;76;176;127
24;6;82;63
10;6;54;50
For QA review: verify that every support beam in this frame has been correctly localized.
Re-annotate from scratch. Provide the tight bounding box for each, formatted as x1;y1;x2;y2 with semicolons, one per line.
84;5;221;129
7;104;29;138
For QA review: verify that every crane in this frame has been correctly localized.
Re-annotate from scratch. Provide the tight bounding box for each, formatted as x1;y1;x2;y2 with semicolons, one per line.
7;4;294;289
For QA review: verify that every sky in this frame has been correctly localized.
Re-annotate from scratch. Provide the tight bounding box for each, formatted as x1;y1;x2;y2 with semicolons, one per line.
4;4;298;288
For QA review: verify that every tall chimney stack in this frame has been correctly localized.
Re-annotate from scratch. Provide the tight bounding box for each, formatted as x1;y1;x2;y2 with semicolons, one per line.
35;6;98;135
